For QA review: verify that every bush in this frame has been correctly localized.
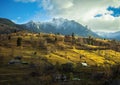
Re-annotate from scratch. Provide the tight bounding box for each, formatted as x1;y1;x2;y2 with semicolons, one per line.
60;62;74;73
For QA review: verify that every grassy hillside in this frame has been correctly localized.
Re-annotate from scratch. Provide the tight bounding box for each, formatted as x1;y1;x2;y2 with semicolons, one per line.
0;18;27;34
0;31;120;85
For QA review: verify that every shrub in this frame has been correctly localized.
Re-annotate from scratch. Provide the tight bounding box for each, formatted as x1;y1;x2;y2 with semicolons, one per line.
60;62;74;73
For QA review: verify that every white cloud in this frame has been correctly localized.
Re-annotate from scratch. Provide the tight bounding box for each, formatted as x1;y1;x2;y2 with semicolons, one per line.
14;0;37;3
15;0;120;32
85;15;120;32
40;0;120;32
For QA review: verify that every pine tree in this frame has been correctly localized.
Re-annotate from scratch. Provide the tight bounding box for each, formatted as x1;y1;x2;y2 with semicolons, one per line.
17;37;22;46
72;32;75;38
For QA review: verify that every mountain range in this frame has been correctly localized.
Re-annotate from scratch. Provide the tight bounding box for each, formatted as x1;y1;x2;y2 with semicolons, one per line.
97;31;120;40
0;17;120;40
22;18;99;37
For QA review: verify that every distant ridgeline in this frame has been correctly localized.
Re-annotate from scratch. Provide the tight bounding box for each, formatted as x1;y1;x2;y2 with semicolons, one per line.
0;18;26;34
0;18;120;40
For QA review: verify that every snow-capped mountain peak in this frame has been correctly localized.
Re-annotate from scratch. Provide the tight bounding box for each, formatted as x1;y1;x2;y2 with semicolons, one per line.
23;18;99;37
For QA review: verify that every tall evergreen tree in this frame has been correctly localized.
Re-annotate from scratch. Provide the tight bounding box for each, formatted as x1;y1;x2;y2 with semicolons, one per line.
17;37;22;46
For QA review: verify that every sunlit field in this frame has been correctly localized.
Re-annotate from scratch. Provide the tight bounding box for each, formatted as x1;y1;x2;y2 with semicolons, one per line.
0;31;120;85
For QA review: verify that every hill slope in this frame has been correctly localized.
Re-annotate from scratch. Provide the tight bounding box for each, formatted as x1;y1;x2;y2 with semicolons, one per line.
0;18;26;34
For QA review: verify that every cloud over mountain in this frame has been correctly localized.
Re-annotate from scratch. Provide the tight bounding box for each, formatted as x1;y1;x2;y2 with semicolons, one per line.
40;0;120;32
11;0;120;32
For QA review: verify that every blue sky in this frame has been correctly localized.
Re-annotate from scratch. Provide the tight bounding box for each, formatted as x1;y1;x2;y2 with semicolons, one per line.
0;0;120;32
107;6;120;17
0;0;50;23
94;6;120;18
